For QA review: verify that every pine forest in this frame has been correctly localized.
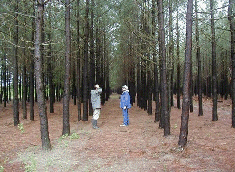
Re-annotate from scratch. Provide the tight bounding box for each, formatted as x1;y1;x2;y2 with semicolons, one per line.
0;0;235;171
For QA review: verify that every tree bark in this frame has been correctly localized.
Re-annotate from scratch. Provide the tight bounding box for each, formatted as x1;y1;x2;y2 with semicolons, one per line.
89;0;95;116
210;0;218;121
35;0;51;150
22;3;27;119
30;10;35;120
13;0;19;126
62;0;71;135
228;0;235;127
196;0;203;116
77;0;81;121
189;60;193;112
22;64;27;119
176;2;181;109
178;0;193;148
3;54;7;107
30;8;35;120
169;0;174;108
152;0;160;122
157;0;170;136
30;59;35;121
147;64;153;115
48;4;55;114
83;0;89;121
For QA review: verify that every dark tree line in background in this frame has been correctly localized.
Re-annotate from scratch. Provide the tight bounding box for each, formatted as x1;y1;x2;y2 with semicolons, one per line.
0;0;234;149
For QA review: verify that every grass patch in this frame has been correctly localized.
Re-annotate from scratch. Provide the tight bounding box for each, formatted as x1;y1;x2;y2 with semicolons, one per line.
0;166;4;172
18;123;24;133
70;133;80;140
23;156;37;172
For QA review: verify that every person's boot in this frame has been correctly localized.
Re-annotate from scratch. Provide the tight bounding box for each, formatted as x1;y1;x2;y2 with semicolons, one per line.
93;120;99;129
92;119;98;129
92;119;96;129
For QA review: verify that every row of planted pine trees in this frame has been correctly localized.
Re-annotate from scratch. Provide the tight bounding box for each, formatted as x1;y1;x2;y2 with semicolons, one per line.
1;0;113;150
112;0;235;148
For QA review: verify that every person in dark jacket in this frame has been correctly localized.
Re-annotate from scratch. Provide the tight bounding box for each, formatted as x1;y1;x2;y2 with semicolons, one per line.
91;84;102;129
120;85;131;126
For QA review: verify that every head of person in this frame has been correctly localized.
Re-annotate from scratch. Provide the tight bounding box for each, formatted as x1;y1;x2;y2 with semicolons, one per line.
122;85;128;92
94;84;99;89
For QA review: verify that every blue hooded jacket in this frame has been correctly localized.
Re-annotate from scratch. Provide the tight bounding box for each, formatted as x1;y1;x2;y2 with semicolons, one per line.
120;91;131;109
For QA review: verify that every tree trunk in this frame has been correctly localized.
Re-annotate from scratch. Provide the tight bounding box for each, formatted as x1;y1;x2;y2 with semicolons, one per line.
157;0;170;136
105;42;110;101
34;0;51;150
62;0;71;135
178;0;193;148
30;9;35;120
152;0;160;122
13;0;19;126
147;65;152;115
169;0;174;108
48;4;54;114
30;59;35;121
176;3;181;109
228;0;235;128
102;31;107;105
210;0;218;121
83;0;89;121
48;39;55;114
3;54;7;107
195;0;203;116
22;4;27;119
30;6;35;121
22;64;27;119
77;0;81;121
19;75;22;102
7;70;10;102
89;0;95;115
190;61;193;112
137;54;141;108
0;67;2;105
72;64;76;105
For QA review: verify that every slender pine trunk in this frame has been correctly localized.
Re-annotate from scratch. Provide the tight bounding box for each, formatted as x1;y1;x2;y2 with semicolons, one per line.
196;0;203;116
228;0;235;127
62;0;71;135
178;0;193;148
83;0;89;121
210;0;218;121
157;0;170;136
35;0;51;150
176;3;181;109
13;0;19;126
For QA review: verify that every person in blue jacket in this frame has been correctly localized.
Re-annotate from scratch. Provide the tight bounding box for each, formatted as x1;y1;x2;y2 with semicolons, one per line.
120;85;131;126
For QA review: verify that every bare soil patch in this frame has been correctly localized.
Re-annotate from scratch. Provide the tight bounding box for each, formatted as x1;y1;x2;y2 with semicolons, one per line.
0;94;235;171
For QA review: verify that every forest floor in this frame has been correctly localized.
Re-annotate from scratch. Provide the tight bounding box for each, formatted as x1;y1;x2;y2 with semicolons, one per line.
0;93;235;172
